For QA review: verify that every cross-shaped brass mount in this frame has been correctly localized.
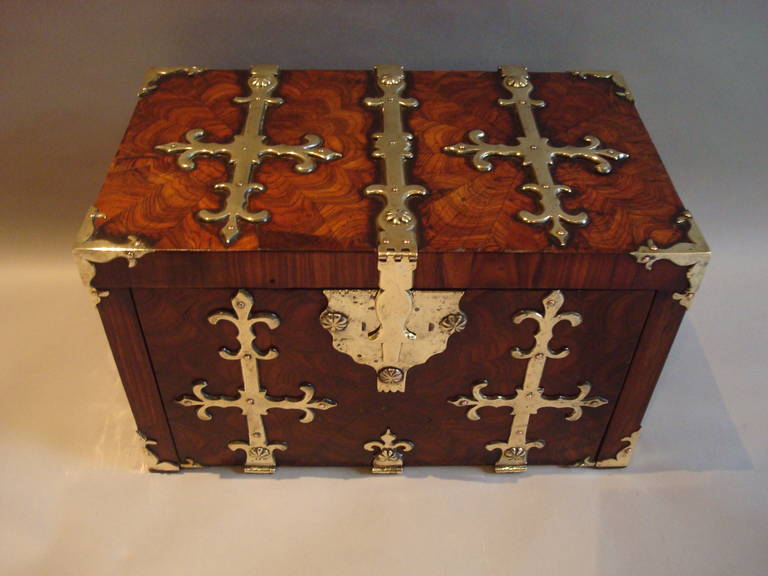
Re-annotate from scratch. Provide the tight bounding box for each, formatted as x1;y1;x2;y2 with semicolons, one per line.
444;65;629;246
157;65;341;245
450;290;608;473
177;289;336;473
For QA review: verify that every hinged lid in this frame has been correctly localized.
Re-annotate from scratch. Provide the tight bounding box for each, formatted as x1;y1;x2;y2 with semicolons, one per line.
75;65;708;301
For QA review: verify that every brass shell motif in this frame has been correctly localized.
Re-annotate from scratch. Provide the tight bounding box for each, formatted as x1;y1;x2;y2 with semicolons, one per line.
364;428;414;474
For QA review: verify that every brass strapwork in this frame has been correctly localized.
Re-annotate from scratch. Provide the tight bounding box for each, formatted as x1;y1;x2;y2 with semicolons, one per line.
444;65;629;246
177;290;336;473
363;428;414;474
157;65;341;245
631;211;710;308
320;66;466;394
450;290;608;473
363;64;425;393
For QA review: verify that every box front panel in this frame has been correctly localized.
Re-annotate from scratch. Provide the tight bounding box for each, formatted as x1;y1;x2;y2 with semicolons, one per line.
133;288;653;468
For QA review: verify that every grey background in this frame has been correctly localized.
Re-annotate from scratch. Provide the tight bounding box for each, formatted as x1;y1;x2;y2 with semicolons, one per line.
1;2;767;575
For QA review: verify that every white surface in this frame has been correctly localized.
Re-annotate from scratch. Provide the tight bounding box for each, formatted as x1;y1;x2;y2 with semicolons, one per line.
2;1;768;574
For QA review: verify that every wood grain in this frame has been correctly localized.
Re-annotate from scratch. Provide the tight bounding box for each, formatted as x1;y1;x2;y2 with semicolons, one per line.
93;69;687;258
133;287;653;467
97;289;179;463
86;68;695;471
596;292;686;463
91;249;689;292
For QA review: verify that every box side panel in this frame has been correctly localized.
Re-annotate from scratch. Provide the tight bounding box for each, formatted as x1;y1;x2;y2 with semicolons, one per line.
133;288;653;468
97;289;179;463
596;292;686;464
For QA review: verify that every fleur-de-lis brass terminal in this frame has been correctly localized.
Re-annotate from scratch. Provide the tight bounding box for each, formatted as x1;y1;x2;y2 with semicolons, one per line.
177;289;336;473
72;206;154;305
321;66;466;393
444;66;629;246
450;290;608;473
363;428;414;474
157;65;341;245
631;211;710;308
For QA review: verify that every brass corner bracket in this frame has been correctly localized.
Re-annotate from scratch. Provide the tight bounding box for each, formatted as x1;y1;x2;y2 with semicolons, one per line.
72;206;154;304
321;65;466;393
570;70;634;102
631;210;710;308
364;428;414;474
573;428;641;468
137;66;207;97
444;65;629;246
157;65;341;245
138;432;180;473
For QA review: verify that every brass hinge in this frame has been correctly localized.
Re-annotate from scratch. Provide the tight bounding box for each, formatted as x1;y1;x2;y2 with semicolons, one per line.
321;66;466;393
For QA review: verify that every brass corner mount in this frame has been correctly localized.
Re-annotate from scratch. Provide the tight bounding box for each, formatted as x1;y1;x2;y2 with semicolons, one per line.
138;66;207;97
631;210;710;308
570;70;634;102
573;428;641;468
138;432;180;473
72;206;154;305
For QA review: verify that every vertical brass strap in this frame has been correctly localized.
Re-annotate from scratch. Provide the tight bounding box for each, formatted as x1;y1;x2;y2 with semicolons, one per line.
320;66;466;393
363;65;427;392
